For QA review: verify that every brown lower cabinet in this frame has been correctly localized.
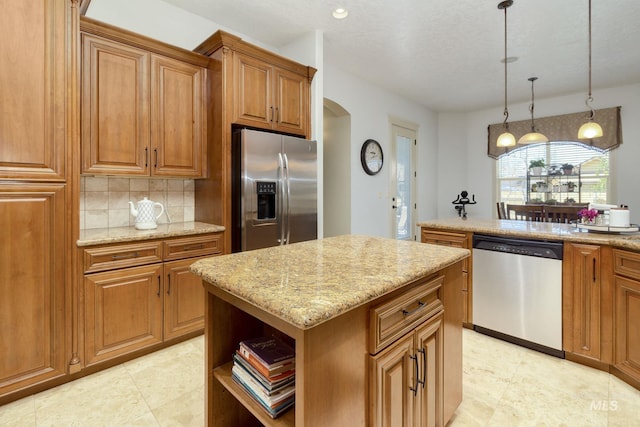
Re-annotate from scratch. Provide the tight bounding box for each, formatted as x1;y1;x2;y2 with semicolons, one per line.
420;229;472;325
613;249;640;389
82;233;222;366
370;313;443;427
0;184;68;398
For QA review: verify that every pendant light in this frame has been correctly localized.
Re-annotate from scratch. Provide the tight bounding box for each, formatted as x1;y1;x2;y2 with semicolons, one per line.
577;0;603;139
496;0;516;148
518;77;549;144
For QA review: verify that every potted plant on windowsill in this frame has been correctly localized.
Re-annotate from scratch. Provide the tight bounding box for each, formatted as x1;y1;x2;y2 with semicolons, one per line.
529;159;545;176
561;163;574;175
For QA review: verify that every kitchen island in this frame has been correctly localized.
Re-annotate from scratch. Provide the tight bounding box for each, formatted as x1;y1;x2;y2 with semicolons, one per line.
190;235;469;426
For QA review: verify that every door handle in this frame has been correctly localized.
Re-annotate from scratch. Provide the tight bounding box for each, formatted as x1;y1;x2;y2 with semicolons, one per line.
418;348;426;388
157;275;161;297
402;301;425;317
167;275;171;295
409;354;419;396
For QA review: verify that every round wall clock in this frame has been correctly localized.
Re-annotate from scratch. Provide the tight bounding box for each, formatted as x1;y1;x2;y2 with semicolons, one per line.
360;139;383;175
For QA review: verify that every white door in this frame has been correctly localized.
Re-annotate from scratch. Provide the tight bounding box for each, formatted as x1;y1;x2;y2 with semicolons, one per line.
391;125;416;240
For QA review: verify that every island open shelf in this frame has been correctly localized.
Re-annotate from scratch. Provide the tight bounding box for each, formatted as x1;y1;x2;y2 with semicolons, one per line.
213;362;295;426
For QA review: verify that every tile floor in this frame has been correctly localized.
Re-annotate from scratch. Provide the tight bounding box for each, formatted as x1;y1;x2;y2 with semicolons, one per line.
1;329;639;426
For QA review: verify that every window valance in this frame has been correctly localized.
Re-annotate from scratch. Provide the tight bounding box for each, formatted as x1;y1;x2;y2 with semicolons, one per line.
487;106;622;159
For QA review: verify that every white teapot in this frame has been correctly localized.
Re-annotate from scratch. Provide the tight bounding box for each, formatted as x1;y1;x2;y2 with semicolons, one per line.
129;197;165;230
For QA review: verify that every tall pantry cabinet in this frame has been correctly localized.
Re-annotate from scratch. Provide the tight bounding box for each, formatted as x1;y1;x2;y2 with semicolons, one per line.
0;0;80;403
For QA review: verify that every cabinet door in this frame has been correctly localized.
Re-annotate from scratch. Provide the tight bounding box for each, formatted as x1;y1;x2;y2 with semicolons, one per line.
566;243;601;359
421;229;471;324
0;184;67;395
415;315;444;427
370;334;415;427
82;34;150;175
614;276;640;380
273;67;308;136
163;258;205;340
151;55;205;177
0;0;67;180
84;264;163;366
233;53;272;128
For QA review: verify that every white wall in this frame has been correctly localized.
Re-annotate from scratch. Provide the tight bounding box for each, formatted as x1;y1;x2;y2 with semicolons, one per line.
87;0;277;51
324;64;438;239
439;82;640;224
323;102;351;237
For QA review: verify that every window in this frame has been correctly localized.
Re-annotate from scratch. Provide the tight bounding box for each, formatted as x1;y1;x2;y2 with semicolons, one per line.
497;142;610;206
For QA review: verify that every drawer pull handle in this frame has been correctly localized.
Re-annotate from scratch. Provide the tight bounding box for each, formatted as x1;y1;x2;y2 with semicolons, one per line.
418;348;426;388
183;244;205;251
111;252;139;260
402;301;425;317
409;354;419;396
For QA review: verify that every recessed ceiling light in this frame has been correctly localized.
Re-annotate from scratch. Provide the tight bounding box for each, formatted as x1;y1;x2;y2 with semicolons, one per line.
501;56;518;64
332;8;348;19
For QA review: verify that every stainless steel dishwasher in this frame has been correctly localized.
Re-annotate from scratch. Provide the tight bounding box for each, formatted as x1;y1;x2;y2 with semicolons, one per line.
472;234;564;358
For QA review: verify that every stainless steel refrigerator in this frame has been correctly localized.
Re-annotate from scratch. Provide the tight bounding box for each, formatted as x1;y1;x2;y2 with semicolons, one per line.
232;129;317;252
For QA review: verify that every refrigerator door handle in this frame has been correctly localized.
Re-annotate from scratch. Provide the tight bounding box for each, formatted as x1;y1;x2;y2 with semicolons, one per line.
277;152;285;245
283;153;291;244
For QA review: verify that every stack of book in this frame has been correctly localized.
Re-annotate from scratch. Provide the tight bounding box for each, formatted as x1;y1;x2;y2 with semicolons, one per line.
231;335;296;419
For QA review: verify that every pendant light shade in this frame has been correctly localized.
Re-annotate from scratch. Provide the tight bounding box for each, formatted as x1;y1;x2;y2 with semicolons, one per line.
578;119;604;139
497;131;516;147
518;77;549;145
578;0;603;139
496;0;515;148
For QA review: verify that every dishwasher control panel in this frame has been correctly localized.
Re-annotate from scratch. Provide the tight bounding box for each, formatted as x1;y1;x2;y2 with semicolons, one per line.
473;234;563;260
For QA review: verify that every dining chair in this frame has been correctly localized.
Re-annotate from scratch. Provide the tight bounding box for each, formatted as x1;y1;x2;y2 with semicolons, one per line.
496;202;507;219
544;205;583;223
507;204;544;221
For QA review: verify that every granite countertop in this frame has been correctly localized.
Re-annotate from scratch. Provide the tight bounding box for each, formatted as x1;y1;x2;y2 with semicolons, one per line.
77;221;225;247
417;218;640;251
190;234;469;330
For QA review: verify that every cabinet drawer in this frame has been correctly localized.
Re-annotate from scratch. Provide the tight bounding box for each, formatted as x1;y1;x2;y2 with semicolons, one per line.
84;241;163;273
163;234;222;261
421;231;469;271
370;275;444;354
613;249;640;281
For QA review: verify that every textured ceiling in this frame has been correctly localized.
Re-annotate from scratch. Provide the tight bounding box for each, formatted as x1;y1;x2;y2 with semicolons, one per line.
89;0;640;112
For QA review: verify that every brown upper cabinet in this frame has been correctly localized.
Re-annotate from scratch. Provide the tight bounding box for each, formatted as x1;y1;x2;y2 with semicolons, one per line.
80;17;208;178
0;0;69;181
234;52;310;136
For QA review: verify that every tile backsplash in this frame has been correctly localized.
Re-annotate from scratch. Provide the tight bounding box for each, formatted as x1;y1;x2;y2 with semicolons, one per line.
80;176;195;229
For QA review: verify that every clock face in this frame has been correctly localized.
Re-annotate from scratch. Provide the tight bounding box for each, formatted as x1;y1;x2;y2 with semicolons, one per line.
361;139;383;175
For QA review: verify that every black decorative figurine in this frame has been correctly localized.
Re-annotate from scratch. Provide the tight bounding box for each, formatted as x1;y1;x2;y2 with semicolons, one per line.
452;190;477;220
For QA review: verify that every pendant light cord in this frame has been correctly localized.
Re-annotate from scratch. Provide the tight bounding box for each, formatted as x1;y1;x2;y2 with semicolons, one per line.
529;77;536;131
586;0;595;119
503;5;509;126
